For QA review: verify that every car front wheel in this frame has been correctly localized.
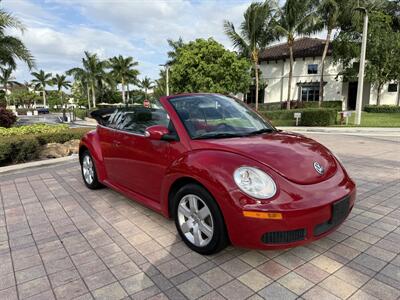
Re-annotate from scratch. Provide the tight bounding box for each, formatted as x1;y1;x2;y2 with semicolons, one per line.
81;150;103;189
174;184;228;255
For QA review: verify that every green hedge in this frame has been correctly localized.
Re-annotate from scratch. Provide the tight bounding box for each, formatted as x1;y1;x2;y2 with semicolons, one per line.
0;127;91;166
260;108;338;126
0;124;69;137
256;100;342;111
0;136;40;165
75;109;88;120
364;105;400;113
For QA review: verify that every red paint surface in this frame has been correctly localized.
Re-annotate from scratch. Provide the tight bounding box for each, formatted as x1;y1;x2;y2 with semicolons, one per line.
80;93;356;249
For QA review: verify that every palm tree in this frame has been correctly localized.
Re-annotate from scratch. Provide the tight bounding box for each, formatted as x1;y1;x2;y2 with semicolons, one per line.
318;0;339;106
224;1;275;111
31;70;53;107
126;75;139;103
108;55;139;103
66;67;91;109
139;77;155;98
82;52;106;108
0;66;21;105
0;7;35;69
275;0;320;109
84;51;105;108
53;74;71;108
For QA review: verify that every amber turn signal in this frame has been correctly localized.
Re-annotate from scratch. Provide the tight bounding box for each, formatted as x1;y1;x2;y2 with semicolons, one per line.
243;211;283;220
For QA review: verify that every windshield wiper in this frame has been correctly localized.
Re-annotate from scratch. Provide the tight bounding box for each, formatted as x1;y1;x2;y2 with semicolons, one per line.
245;128;274;136
193;132;244;140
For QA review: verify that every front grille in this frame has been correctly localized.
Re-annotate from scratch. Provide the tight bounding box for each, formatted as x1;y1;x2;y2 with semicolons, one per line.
261;229;306;244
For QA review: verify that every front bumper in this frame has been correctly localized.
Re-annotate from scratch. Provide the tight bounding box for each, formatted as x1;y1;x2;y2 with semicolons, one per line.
223;170;356;250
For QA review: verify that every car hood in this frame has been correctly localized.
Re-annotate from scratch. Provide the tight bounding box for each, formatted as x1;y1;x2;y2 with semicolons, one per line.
191;131;338;185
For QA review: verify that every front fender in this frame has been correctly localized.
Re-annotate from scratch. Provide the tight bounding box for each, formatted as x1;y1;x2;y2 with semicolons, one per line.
79;129;107;182
160;149;264;237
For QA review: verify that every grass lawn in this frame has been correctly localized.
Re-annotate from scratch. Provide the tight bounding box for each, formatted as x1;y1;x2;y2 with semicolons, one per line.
266;112;400;127
335;112;400;127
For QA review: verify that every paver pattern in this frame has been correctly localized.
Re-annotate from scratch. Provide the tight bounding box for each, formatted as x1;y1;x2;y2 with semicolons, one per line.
0;133;399;300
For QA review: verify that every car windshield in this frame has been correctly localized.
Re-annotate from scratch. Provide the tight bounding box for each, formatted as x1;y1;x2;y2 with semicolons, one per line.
169;94;275;139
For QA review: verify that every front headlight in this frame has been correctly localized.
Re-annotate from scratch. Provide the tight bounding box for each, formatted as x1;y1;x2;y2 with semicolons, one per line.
233;167;277;199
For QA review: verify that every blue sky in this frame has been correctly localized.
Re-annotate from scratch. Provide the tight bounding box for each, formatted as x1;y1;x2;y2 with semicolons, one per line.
4;0;256;85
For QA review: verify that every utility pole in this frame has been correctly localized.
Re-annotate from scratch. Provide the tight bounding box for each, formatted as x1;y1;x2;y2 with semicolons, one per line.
355;7;368;125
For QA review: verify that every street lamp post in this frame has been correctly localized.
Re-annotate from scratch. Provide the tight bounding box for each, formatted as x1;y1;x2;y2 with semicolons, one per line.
355;7;368;125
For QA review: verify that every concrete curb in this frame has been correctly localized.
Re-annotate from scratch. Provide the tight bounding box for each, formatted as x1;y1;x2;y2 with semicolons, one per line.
277;126;400;137
0;155;79;174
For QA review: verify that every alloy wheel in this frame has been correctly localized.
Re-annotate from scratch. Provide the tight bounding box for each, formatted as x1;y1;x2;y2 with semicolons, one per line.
82;155;94;185
177;194;214;247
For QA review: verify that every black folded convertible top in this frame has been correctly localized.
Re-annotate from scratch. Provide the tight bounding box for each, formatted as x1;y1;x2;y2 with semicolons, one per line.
90;108;116;125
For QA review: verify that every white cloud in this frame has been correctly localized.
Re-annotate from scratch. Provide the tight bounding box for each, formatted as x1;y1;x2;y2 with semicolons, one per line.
3;0;253;83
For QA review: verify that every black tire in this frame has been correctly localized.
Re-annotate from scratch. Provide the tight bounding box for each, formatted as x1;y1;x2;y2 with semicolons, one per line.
173;183;228;255
80;150;103;190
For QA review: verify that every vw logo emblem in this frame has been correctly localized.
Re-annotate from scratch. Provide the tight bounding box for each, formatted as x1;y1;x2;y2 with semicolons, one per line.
313;162;324;175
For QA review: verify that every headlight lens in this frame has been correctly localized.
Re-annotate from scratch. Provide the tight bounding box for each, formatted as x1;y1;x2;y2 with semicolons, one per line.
233;167;277;199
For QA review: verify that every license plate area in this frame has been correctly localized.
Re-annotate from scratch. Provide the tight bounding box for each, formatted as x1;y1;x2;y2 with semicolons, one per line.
331;196;350;224
313;196;350;236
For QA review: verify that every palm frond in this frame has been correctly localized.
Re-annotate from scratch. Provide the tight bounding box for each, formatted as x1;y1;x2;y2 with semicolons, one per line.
223;20;250;57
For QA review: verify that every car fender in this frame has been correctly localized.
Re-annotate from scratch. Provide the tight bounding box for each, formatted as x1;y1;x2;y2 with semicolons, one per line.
160;149;266;237
79;129;107;182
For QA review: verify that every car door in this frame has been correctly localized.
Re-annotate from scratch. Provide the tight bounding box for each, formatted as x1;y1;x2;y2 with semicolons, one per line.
112;105;180;202
97;109;121;182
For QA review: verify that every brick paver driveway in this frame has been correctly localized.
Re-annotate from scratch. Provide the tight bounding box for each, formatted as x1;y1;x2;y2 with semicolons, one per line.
0;133;399;300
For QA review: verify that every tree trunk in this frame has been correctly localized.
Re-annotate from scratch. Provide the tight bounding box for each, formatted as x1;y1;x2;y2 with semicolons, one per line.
287;43;293;110
254;61;259;111
376;83;382;106
4;86;8;106
127;83;130;103
91;83;96;108
319;31;331;107
61;92;66;122
121;78;126;103
43;89;47;107
86;83;91;110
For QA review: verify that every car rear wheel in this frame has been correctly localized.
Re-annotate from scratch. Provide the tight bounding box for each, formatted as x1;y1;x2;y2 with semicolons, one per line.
81;150;103;189
174;184;228;255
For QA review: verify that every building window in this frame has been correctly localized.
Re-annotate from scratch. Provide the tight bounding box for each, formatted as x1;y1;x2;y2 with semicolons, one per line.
307;64;318;74
300;85;320;101
388;83;398;92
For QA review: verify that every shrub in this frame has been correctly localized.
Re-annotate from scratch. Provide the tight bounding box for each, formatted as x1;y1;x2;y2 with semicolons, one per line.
0;126;91;166
278;100;343;110
75;108;88;120
0;136;40;165
364;105;400;113
16;108;30;115
260;108;338;126
0;108;17;128
300;108;337;126
36;128;90;145
0;124;69;137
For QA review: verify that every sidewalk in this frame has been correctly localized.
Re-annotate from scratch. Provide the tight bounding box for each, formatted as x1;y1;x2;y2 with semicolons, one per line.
278;126;400;137
71;118;97;128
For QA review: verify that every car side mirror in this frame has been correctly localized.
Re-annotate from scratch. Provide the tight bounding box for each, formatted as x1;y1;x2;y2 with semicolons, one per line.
145;125;178;141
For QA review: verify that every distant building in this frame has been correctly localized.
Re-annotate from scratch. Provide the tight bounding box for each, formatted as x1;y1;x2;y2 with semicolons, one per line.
254;37;399;109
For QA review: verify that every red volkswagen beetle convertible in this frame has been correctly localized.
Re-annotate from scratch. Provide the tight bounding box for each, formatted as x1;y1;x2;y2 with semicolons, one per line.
79;94;356;254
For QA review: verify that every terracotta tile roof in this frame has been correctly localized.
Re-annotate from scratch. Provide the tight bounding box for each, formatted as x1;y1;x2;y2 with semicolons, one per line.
259;37;332;61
